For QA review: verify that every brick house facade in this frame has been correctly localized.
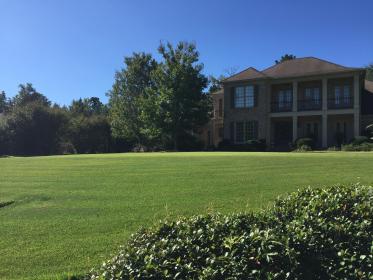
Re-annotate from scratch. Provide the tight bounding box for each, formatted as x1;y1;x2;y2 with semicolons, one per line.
202;57;373;149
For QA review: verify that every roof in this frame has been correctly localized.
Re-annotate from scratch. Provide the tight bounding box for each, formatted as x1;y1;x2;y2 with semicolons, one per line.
211;89;223;95
223;67;267;82
223;57;364;83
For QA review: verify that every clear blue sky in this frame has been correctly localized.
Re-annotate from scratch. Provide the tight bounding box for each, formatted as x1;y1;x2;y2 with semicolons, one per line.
1;0;372;105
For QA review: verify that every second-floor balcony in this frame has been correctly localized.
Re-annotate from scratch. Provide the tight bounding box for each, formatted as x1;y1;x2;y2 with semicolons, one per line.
328;96;353;109
298;99;322;111
271;101;292;112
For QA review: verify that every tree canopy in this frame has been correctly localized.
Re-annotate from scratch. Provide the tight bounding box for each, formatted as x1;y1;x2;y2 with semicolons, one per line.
275;54;296;64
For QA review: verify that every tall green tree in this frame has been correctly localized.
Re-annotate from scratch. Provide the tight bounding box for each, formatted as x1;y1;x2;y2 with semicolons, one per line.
275;54;296;64
70;97;107;116
108;52;159;147
154;42;211;150
0;91;8;113
12;83;51;108
366;63;373;81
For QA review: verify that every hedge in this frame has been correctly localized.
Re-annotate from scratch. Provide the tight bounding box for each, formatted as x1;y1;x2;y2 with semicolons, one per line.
87;184;373;280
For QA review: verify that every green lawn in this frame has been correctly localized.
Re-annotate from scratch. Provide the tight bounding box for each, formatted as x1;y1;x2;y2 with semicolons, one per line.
1;152;373;279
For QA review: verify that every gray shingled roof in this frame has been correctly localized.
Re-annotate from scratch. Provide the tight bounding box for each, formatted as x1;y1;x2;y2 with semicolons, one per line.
223;57;363;83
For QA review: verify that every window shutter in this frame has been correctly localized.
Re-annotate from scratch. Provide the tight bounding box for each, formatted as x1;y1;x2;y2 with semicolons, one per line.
254;85;259;107
230;87;235;108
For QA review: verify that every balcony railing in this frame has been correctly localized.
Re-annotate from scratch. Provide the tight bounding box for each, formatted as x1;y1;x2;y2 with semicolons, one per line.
271;101;292;112
298;99;322;111
328;97;353;109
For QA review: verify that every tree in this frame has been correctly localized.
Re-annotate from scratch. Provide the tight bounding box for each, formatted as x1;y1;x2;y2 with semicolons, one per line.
70;97;107;116
108;52;159;148
67;115;111;154
0;91;9;113
208;75;226;93
366;63;373;81
275;54;296;64
153;41;211;150
6;103;68;155
12;83;51;108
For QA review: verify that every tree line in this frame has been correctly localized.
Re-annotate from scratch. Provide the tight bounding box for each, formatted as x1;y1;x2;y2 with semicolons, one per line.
1;46;371;156
0;42;212;156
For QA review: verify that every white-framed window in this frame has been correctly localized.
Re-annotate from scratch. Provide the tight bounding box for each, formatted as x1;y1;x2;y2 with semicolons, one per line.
234;86;255;108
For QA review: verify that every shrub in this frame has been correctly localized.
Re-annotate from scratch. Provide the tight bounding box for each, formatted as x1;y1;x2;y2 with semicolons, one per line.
351;136;372;146
88;184;373;280
295;137;314;149
293;144;312;152
342;143;373;151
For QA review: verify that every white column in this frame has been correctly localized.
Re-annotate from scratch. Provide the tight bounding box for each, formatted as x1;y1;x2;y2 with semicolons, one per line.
353;73;360;137
292;81;298;112
292;116;298;143
322;78;328;148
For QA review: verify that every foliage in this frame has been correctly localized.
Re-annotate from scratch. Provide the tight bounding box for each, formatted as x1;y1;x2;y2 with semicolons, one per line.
88;184;373;280
70;97;107;116
12;83;51;108
108;52;159;147
153;41;211;150
67;115;112;154
351;136;372;145
6;103;69;155
294;137;314;149
275;54;296;64
293;145;312;152
0;91;10;113
207;75;226;93
342;143;373;151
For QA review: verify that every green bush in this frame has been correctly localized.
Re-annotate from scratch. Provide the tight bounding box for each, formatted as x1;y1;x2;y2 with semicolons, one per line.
342;143;373;151
295;138;314;149
88;184;373;280
293;144;312;152
351;136;372;146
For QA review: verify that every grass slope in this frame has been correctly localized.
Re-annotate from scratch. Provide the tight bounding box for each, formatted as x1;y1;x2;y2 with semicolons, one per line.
0;152;372;279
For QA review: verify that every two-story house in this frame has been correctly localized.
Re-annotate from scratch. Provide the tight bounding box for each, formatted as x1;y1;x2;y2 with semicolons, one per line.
205;57;373;149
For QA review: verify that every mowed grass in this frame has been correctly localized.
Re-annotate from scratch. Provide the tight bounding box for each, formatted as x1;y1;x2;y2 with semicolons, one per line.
0;152;373;279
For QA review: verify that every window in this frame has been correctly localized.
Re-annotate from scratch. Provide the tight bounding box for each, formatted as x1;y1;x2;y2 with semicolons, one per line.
235;122;244;143
234;87;245;108
305;87;320;104
235;121;258;143
343;85;350;104
335;86;341;104
245;121;258;141
307;123;312;136
314;123;319;139
234;86;255;108
313;88;320;104
218;99;223;117
278;89;292;108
